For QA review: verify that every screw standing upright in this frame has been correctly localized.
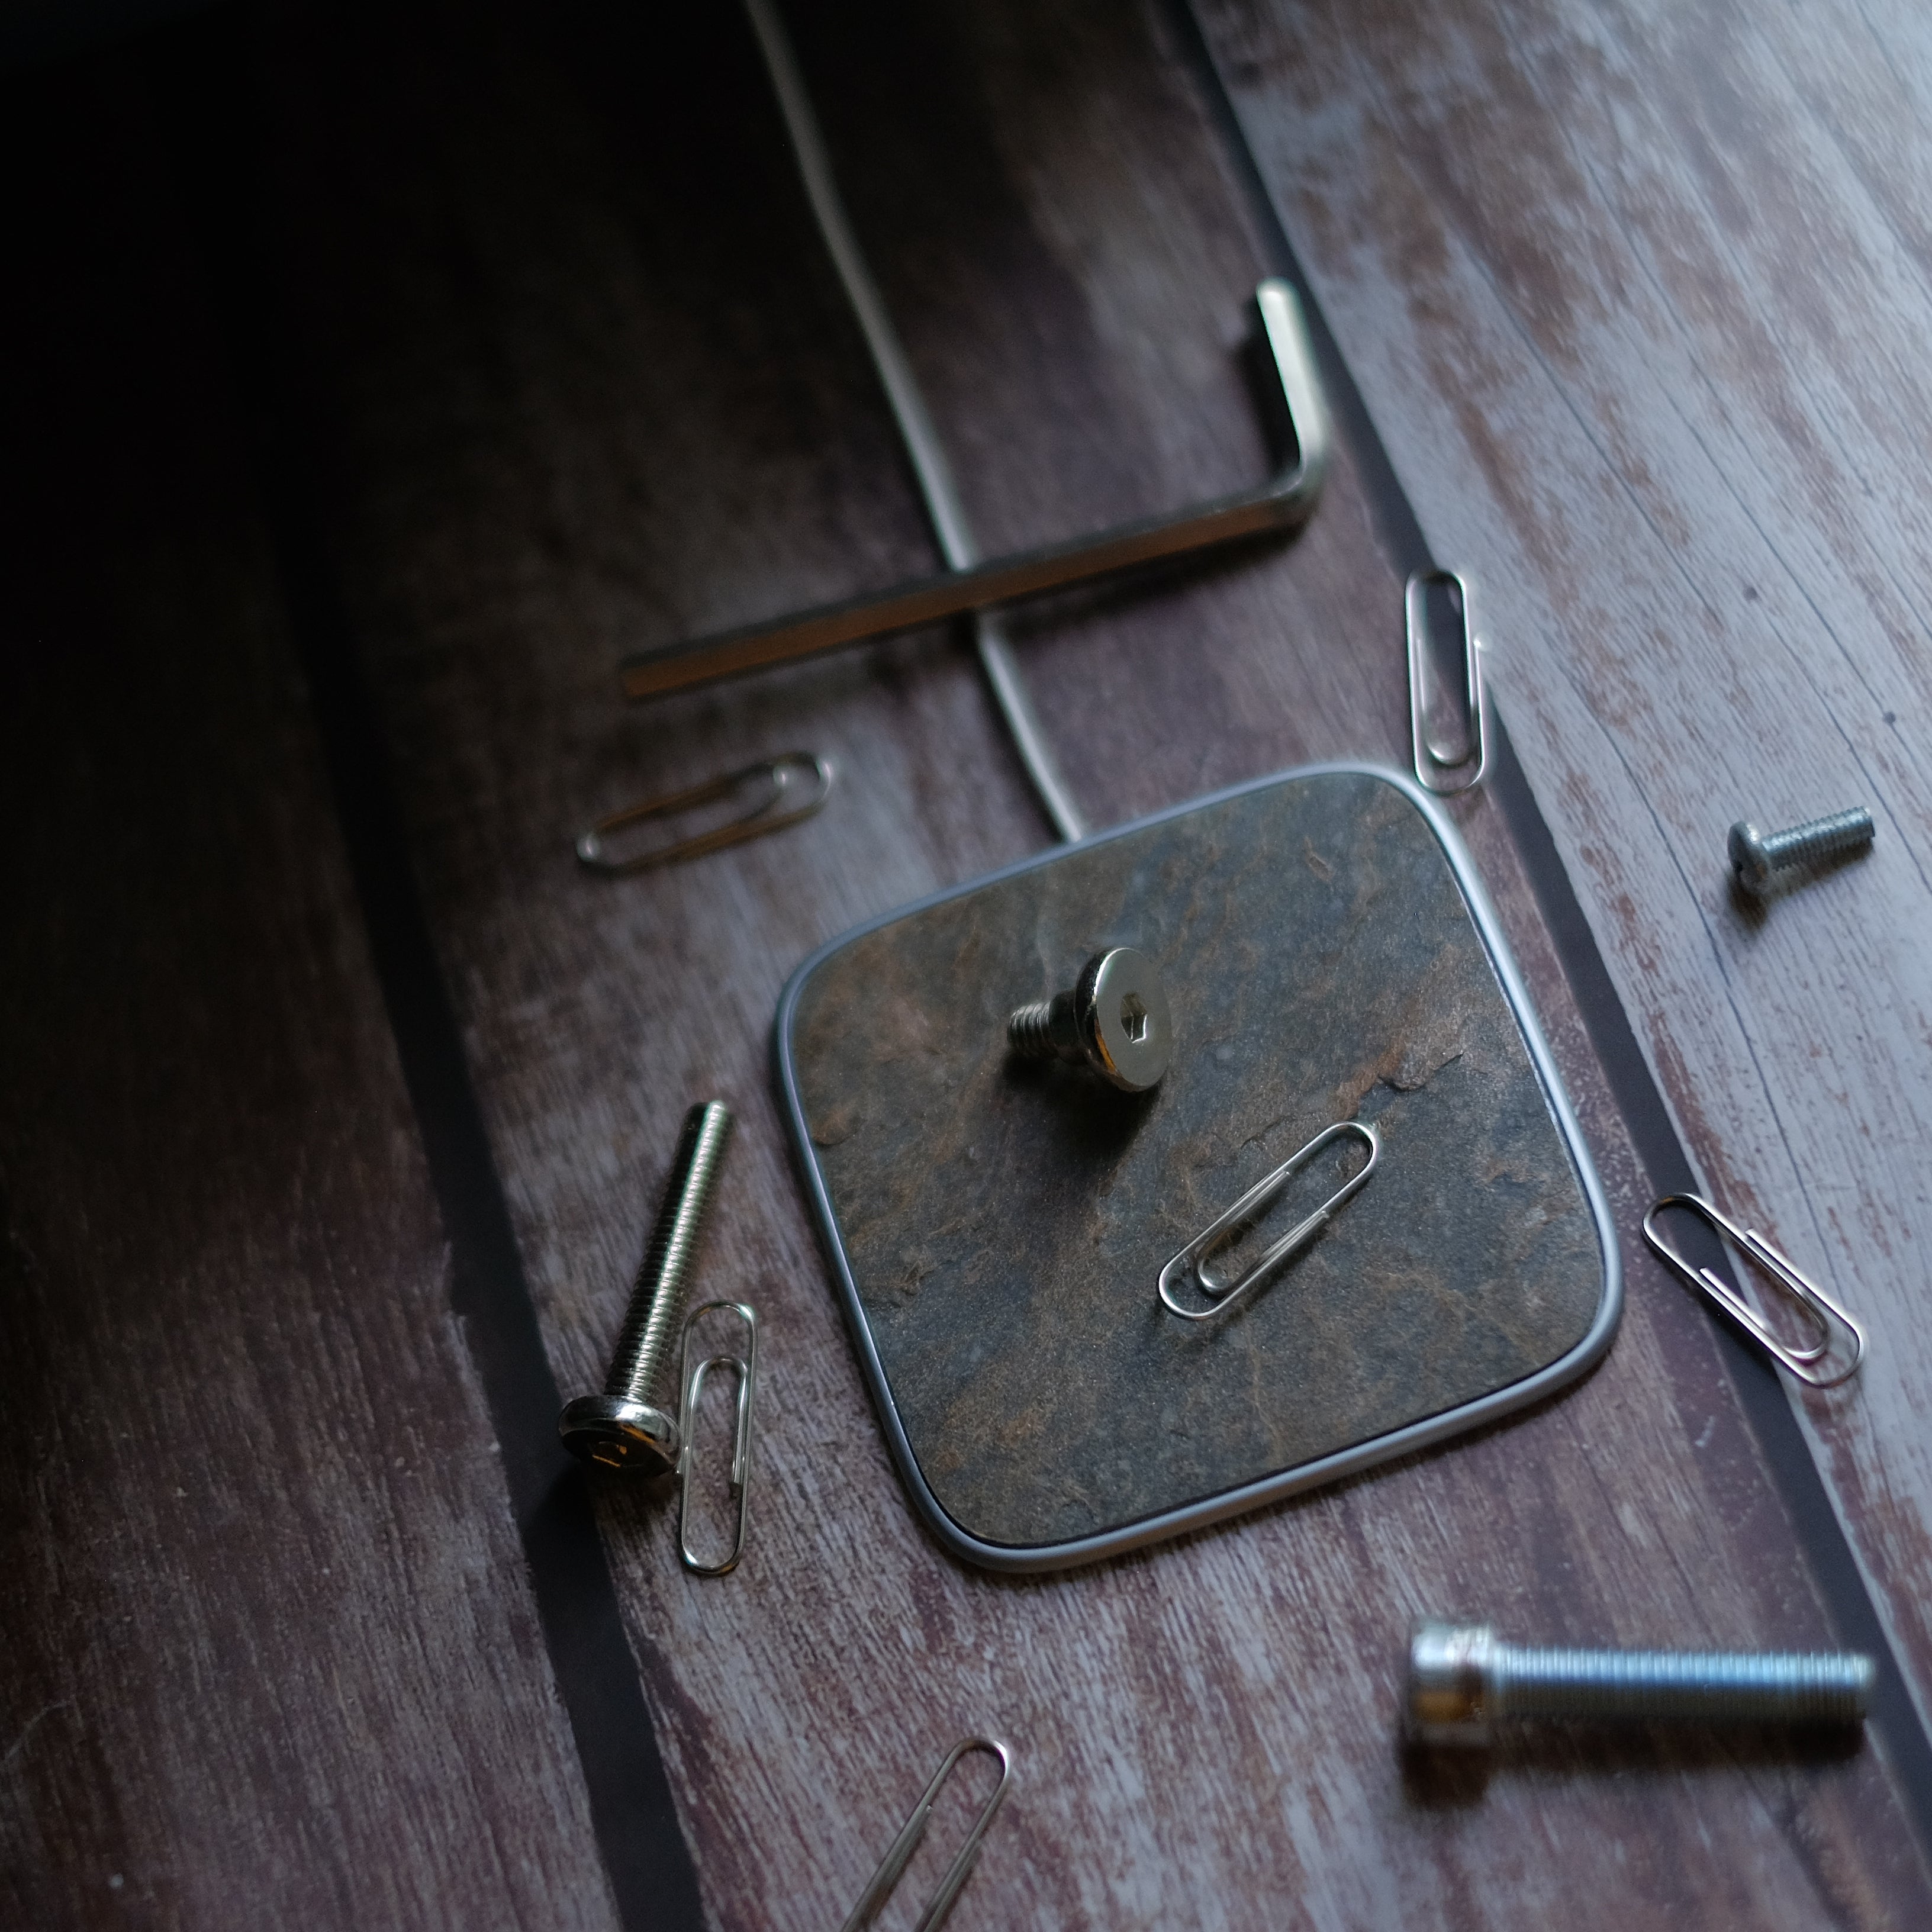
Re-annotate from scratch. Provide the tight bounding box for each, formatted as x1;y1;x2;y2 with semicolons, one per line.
559;1101;734;1474
1007;948;1173;1093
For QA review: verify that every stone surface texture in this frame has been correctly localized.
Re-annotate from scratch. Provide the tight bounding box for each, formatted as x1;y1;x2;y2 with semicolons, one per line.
790;769;1608;1551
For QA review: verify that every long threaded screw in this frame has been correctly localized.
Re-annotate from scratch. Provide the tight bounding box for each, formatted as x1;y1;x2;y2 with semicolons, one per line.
1407;1620;1873;1746
558;1100;733;1474
1728;807;1874;898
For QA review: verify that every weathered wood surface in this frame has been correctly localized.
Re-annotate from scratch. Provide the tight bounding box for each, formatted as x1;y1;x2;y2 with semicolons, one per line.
1197;0;1932;1752
0;48;618;1931
233;0;1927;1924
11;0;1932;1923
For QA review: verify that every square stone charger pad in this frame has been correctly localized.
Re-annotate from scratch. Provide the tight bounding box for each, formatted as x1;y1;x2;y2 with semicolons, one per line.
777;765;1620;1572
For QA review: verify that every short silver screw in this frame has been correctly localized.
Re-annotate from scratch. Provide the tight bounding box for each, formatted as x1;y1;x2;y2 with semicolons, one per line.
1728;807;1874;897
559;1100;733;1474
1406;1619;1873;1746
1007;947;1174;1093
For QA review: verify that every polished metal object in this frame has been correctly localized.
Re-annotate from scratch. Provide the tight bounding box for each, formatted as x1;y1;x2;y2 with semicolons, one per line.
1406;1619;1873;1746
618;276;1329;716
1406;569;1486;796
559;1102;734;1474
1160;1119;1380;1320
1728;806;1873;897
838;1737;1013;1932
1007;948;1173;1093
620;274;1329;721
575;752;832;875
1643;1193;1866;1387
676;1299;759;1577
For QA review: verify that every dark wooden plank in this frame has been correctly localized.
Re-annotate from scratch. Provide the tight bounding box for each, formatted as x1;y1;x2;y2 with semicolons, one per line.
0;47;619;1931
1198;0;1932;1758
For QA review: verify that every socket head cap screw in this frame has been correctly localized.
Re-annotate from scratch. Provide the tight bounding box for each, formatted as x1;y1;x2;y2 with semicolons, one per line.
1075;948;1173;1092
1008;948;1173;1091
1406;1619;1496;1746
559;1394;681;1475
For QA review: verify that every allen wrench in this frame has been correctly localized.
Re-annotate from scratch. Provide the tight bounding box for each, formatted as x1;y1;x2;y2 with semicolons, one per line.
677;1299;759;1577
575;751;832;875
620;276;1330;706
1406;569;1487;796
1160;1120;1380;1320
838;1737;1012;1932
1642;1193;1866;1387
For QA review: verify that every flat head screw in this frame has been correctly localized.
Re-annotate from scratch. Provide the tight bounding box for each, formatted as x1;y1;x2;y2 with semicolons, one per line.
1007;947;1173;1093
1406;1619;1874;1746
1728;806;1874;898
559;1100;733;1475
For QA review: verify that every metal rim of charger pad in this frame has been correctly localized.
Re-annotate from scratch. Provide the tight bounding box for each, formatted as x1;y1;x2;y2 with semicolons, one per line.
775;764;1621;1572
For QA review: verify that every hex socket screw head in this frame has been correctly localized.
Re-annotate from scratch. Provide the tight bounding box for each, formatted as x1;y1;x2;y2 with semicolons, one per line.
1406;1619;1874;1747
1007;947;1173;1093
559;1100;733;1475
1728;806;1874;898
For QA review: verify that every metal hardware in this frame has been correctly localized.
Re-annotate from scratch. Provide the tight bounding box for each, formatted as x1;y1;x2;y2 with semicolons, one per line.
1642;1193;1865;1387
839;1737;1013;1932
1406;569;1486;796
1007;948;1173;1093
1160;1119;1379;1319
559;1102;734;1473
1728;806;1874;897
628;4;1330;772
575;752;832;875
620;275;1329;709
676;1300;759;1577
1406;1618;1873;1746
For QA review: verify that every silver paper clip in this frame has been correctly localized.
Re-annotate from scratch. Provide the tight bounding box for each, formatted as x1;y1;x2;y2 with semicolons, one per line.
839;1737;1012;1932
1642;1193;1866;1387
676;1300;759;1576
1160;1120;1380;1320
575;751;832;874
1407;569;1486;796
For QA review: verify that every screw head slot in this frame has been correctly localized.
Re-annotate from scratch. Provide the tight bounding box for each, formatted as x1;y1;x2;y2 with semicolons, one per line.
559;1393;681;1475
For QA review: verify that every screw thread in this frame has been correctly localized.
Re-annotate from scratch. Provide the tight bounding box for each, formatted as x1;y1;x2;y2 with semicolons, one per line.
605;1101;733;1406
1007;998;1062;1060
1761;807;1875;871
1492;1641;1872;1725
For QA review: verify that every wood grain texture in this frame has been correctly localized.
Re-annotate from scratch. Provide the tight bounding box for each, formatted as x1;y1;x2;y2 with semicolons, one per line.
1196;0;1932;1753
0;47;619;1932
239;0;1932;1923
791;770;1606;1554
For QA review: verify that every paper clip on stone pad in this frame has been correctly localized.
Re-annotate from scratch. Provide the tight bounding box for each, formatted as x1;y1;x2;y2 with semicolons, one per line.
1160;1120;1380;1320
